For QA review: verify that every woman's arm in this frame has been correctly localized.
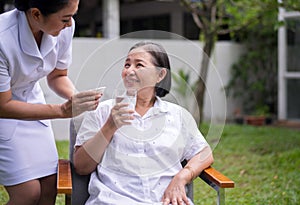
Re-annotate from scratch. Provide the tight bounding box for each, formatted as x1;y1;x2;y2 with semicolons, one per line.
47;68;75;100
0;68;102;120
73;103;134;175
0;89;65;119
0;88;101;119
181;146;214;181
162;145;214;205
73;122;116;175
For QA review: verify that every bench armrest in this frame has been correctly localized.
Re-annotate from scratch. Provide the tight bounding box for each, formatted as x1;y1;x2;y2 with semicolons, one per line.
200;166;234;189
57;160;234;192
57;159;72;195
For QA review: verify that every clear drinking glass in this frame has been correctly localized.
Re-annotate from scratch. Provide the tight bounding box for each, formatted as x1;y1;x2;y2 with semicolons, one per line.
114;88;137;111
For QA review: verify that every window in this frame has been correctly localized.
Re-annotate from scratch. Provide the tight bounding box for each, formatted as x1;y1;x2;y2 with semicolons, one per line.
287;18;300;72
287;79;300;119
121;15;170;38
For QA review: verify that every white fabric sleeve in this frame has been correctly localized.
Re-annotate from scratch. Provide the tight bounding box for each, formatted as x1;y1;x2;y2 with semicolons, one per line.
181;107;210;161
0;50;10;92
75;100;112;147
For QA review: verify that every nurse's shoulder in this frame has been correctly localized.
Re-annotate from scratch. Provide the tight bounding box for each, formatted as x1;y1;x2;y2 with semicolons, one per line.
0;9;19;35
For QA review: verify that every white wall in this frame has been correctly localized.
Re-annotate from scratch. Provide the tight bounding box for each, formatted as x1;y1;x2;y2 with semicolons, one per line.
40;38;243;140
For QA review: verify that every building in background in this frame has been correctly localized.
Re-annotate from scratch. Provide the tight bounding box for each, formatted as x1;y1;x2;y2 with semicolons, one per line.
72;0;230;40
1;0;299;124
0;0;230;40
278;5;300;120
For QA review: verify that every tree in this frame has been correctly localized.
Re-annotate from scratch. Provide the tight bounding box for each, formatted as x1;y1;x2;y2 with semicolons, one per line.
180;0;300;124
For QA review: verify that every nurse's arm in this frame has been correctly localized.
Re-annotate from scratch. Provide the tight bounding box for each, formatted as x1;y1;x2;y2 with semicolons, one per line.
47;68;101;117
0;89;65;120
47;68;75;100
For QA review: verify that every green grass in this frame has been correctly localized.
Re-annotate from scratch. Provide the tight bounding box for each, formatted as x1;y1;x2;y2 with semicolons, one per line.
194;124;300;205
0;124;299;205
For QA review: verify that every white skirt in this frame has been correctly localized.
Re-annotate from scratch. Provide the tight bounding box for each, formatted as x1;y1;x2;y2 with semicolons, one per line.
0;119;58;186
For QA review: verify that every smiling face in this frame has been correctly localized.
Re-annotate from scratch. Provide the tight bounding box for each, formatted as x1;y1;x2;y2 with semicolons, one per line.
122;47;167;95
30;0;79;36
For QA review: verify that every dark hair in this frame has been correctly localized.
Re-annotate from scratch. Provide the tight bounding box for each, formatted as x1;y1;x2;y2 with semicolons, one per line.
14;0;70;16
129;41;171;97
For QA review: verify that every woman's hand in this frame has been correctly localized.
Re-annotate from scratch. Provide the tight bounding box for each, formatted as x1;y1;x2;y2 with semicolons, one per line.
162;149;214;205
60;90;102;117
107;102;134;129
161;171;191;205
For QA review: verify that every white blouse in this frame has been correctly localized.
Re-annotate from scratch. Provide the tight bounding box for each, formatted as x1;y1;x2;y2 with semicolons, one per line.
76;97;209;205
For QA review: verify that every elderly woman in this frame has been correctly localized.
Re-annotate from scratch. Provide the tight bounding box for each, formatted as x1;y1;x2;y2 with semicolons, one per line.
73;41;214;205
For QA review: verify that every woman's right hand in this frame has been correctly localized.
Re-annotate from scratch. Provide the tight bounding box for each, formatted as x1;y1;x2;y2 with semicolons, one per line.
107;103;134;129
60;90;102;118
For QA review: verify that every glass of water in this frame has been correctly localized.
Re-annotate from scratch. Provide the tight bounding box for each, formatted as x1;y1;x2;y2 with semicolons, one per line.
114;88;137;111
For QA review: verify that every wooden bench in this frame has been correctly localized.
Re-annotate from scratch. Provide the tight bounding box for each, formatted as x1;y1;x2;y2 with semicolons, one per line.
57;159;72;205
57;159;234;205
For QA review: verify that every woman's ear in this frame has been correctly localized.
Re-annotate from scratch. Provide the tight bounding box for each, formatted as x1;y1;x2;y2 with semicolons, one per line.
157;68;167;83
30;8;42;21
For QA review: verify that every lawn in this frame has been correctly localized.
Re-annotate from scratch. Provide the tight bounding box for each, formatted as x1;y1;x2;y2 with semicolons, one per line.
0;124;299;204
194;124;300;205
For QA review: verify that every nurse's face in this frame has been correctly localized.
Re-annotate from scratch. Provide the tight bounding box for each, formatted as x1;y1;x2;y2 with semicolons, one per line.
39;0;79;36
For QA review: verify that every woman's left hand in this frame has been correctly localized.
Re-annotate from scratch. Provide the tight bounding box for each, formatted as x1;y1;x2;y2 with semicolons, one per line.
161;176;190;205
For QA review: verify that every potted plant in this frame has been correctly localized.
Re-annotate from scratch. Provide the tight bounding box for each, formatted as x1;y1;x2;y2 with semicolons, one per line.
245;105;270;126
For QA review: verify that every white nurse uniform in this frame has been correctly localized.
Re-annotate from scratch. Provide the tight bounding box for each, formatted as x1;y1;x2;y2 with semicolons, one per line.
0;9;74;186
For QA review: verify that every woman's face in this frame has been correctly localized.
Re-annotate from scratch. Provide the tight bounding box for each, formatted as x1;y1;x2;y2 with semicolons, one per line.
122;47;165;93
38;0;79;36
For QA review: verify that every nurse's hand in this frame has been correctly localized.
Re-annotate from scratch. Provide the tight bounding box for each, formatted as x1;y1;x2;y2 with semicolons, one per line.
61;90;102;117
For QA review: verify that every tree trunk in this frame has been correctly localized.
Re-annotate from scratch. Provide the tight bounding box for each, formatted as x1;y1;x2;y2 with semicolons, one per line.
194;32;215;124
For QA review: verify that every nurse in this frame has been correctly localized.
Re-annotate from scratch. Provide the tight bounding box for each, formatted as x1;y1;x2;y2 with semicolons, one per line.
0;0;100;204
